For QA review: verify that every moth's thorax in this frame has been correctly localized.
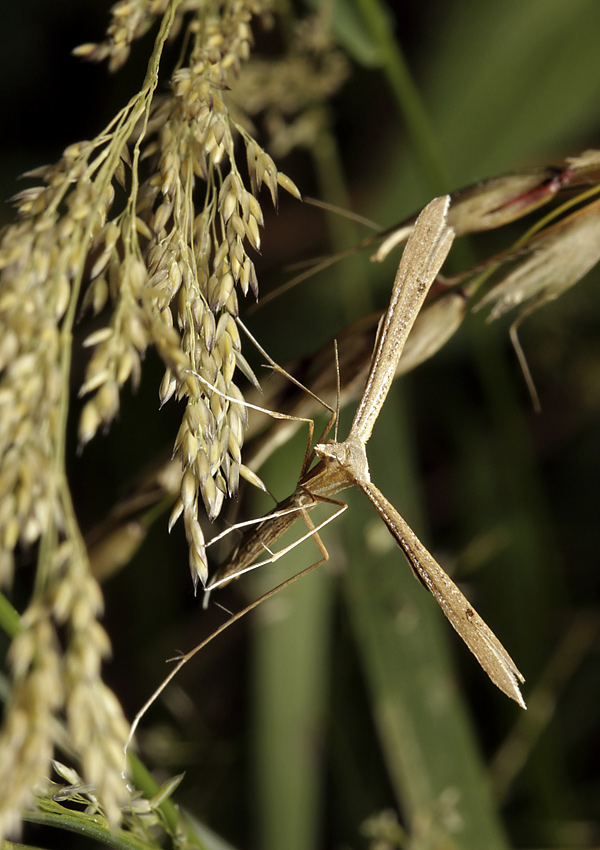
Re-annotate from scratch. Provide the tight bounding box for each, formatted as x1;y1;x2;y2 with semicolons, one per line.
314;438;370;486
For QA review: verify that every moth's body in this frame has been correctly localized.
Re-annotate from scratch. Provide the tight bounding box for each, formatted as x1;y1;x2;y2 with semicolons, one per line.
207;454;354;589
207;195;526;709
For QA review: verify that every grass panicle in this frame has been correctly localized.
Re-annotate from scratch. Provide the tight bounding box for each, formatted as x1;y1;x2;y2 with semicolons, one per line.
0;0;312;837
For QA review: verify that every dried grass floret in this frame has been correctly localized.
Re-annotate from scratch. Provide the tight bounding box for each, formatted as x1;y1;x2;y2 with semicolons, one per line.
0;606;62;837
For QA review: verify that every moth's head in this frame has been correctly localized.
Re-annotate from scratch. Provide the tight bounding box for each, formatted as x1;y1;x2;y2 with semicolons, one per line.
314;439;369;483
314;439;342;465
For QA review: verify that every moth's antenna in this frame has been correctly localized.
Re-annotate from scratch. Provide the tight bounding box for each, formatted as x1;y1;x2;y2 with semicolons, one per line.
334;339;341;442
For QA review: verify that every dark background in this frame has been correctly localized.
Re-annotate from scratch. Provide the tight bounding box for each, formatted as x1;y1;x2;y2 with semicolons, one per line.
2;1;600;848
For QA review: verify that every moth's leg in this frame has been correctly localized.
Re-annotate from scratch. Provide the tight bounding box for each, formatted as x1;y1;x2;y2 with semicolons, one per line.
126;506;348;763
237;318;338;476
206;497;348;592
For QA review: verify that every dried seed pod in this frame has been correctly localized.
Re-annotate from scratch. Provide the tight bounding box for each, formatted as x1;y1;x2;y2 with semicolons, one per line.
478;198;600;320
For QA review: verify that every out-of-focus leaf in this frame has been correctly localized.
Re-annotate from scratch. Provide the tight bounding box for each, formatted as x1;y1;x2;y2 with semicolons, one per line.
425;0;600;182
249;429;336;850
303;0;382;67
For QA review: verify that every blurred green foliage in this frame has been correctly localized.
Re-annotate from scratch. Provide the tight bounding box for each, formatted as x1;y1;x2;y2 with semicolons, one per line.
1;1;600;848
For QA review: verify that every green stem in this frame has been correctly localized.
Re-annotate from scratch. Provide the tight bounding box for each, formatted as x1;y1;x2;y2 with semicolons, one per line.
353;0;450;194
311;120;372;319
50;1;181;568
24;800;151;850
0;591;21;639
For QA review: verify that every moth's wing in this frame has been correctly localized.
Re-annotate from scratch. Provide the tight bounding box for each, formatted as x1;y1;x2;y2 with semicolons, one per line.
360;479;526;708
350;195;454;444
